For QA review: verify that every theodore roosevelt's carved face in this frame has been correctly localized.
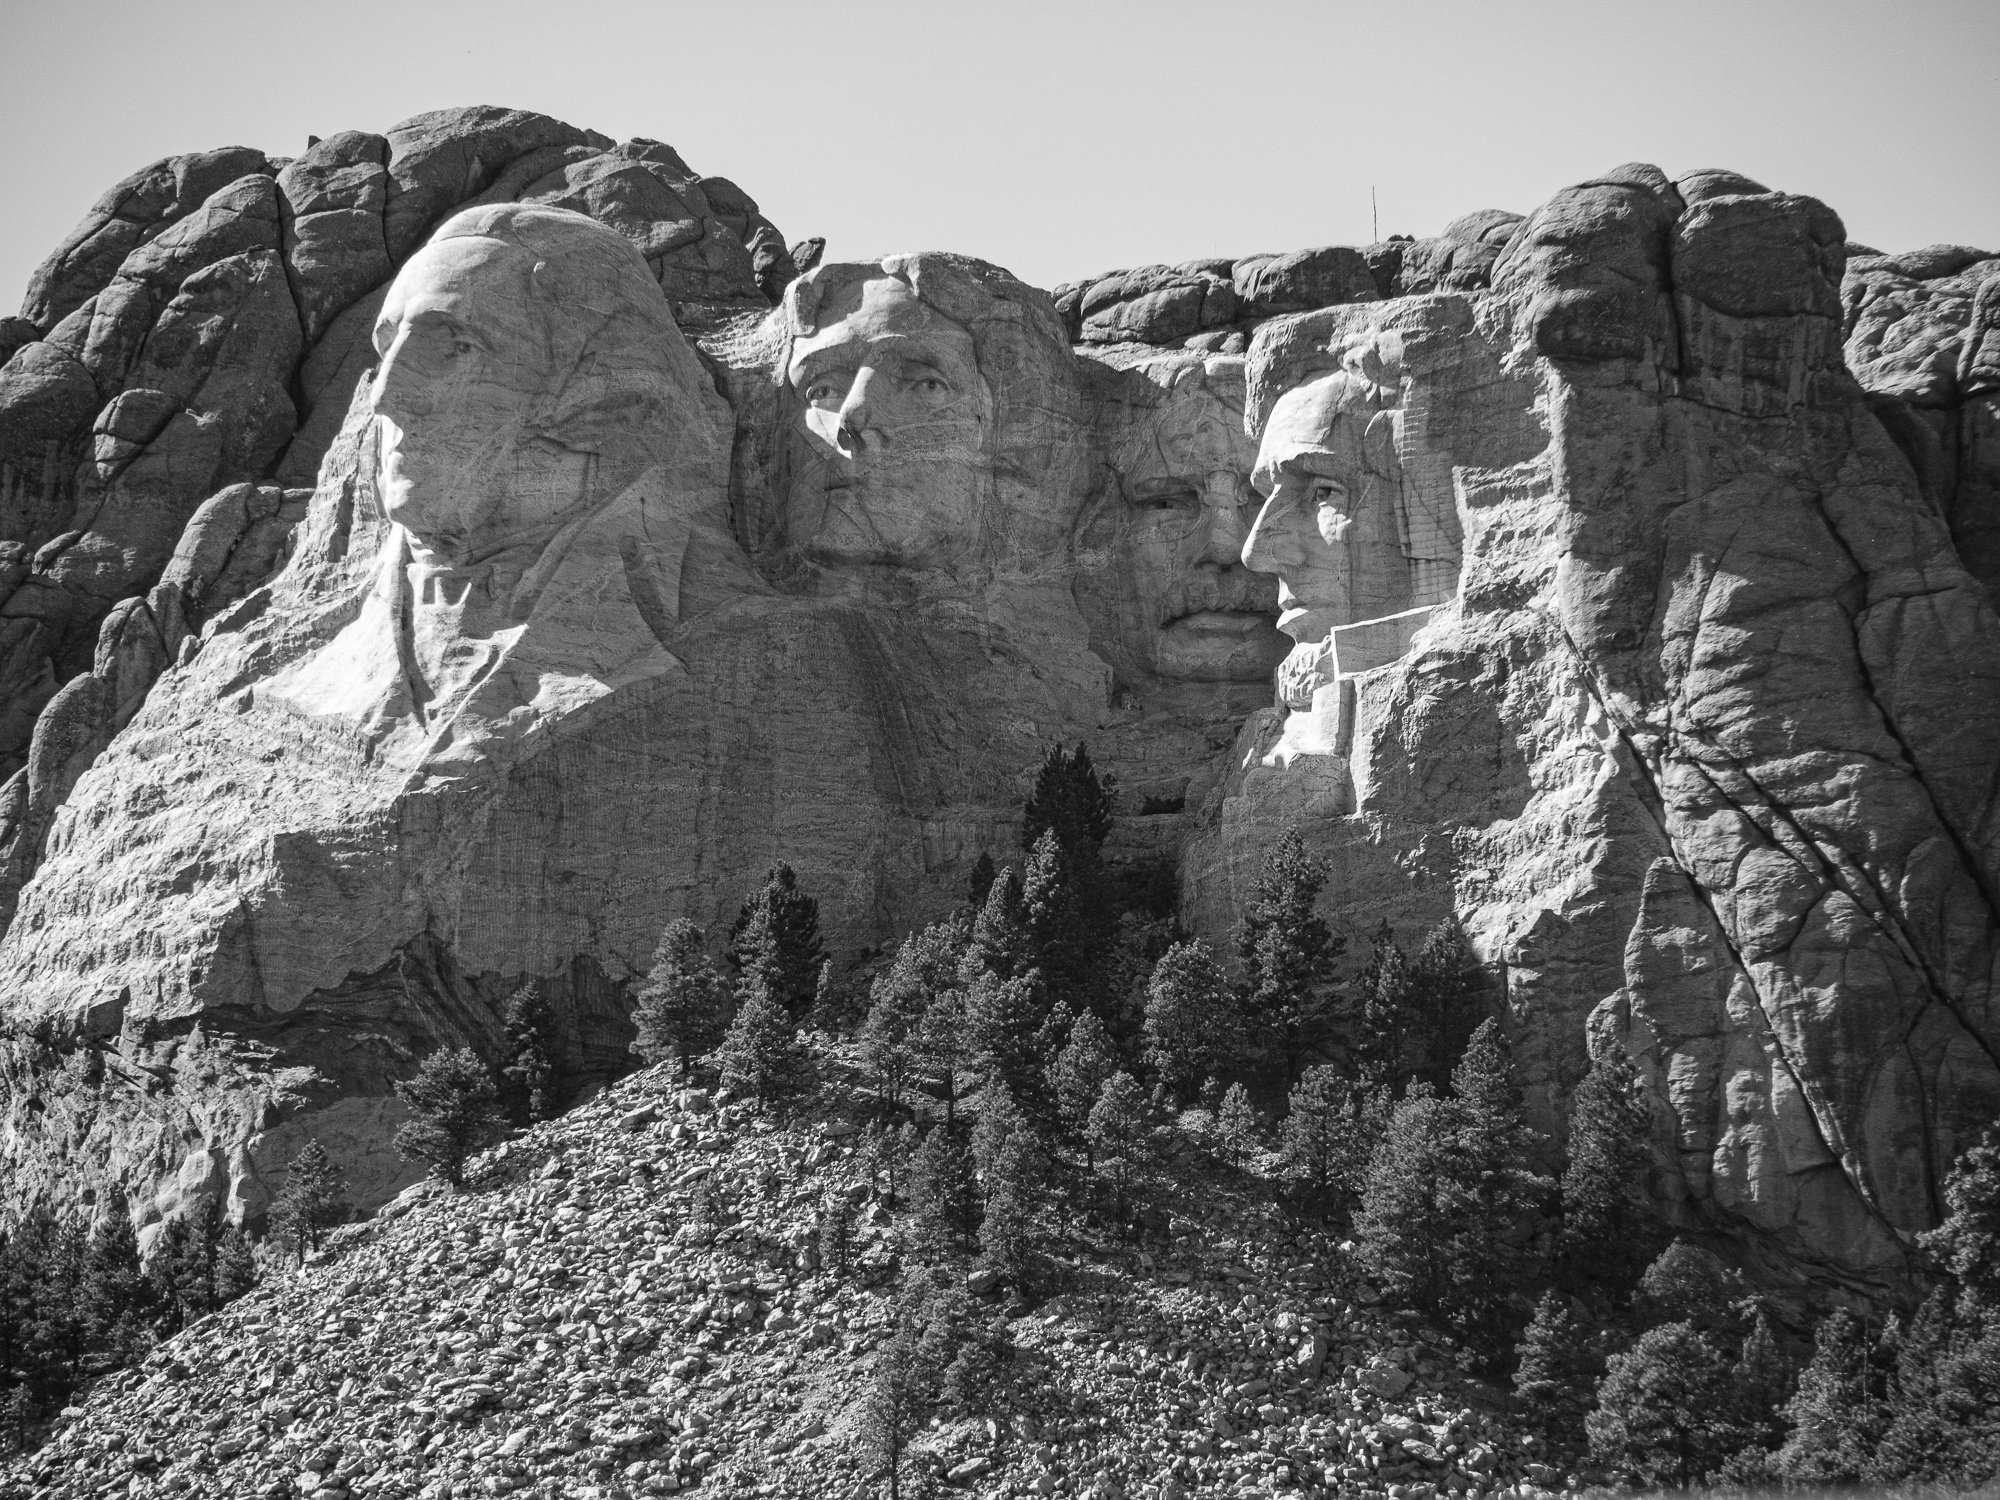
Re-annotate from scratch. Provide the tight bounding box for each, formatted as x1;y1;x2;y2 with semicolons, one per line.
1084;363;1285;682
782;274;991;570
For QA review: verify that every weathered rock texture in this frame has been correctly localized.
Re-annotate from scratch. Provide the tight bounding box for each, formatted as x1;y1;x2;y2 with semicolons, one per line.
0;106;795;798
1;125;1996;1309
1186;165;2000;1301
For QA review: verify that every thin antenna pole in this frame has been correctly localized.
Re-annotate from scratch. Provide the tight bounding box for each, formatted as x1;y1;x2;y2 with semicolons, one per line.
1372;186;1379;242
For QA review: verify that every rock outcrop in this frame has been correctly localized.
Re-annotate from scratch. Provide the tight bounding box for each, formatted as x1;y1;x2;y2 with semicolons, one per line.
1;123;1996;1312
1185;165;2000;1300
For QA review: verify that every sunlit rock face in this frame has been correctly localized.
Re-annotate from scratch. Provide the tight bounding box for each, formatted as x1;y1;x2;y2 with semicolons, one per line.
1184;166;2000;1302
0;120;1997;1309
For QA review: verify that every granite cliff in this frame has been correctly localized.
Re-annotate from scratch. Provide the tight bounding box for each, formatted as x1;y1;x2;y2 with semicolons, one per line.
0;110;1996;1308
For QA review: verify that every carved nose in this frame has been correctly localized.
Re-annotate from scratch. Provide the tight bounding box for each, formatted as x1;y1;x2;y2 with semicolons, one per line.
835;367;882;456
1197;475;1251;565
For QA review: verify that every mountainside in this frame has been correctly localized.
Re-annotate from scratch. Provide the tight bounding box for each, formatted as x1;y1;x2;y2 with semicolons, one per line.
1;1063;1574;1500
0;102;1998;1382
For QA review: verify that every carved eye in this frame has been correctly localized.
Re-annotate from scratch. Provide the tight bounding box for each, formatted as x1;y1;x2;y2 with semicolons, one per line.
804;379;842;407
1310;479;1347;507
452;340;475;356
910;372;951;397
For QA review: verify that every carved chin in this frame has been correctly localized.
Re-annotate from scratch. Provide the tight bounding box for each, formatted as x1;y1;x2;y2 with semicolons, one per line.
1152;611;1290;681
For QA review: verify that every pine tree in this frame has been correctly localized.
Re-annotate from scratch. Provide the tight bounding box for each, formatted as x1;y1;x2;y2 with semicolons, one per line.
907;1125;981;1263
862;919;967;1112
1086;1071;1149;1223
1051;1009;1116;1163
1276;1065;1374;1217
715;973;813;1108
976;1090;1046;1291
213;1226;258;1305
498;981;557;1123
269;1138;349;1266
1557;1042;1665;1303
1020;828;1092;1008
1587;1321;1756;1485
964;863;1035;982
392;1046;508;1188
630;919;731;1080
1513;1290;1601;1446
1773;1307;1885;1483
32;1218;87;1384
1217;1082;1260;1169
1020;743;1114;860
860;1319;928;1500
1354;1022;1551;1356
1869;1287;2000;1483
1352;922;1419;1094
1236;826;1344;1087
1731;1309;1794;1458
965;968;1052;1122
82;1205;152;1361
1143;940;1234;1103
1922;1121;2000;1321
728;863;827;1017
967;851;997;908
913;983;975;1130
1633;1241;1753;1337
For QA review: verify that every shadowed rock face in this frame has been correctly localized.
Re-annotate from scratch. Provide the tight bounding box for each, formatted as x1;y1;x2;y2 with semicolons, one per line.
0;133;1996;1308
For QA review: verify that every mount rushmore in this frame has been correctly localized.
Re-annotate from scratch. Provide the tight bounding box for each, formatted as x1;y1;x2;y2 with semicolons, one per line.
0;105;1996;1308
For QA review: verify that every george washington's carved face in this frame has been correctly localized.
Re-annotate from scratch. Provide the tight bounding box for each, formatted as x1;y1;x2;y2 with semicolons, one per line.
371;234;564;552
782;274;991;570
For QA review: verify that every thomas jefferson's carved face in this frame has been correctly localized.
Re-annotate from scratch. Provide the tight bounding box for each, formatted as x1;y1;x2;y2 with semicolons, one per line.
1243;373;1405;640
783;275;991;570
1089;373;1284;682
372;235;563;552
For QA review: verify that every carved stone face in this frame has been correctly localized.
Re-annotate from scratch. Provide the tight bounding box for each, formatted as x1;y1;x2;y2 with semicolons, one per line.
371;234;577;554
782;275;991;570
1242;371;1408;643
1085;365;1285;682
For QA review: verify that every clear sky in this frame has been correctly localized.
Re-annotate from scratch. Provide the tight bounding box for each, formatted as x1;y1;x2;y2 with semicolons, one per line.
4;0;1997;314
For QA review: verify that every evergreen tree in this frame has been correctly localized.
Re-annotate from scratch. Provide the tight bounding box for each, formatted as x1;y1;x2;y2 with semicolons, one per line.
151;1206;215;1331
392;1046;508;1188
1217;1082;1260;1169
32;1218;87;1383
975;1089;1046;1291
1731;1308;1795;1459
715;973;813;1108
1142;940;1234;1103
1633;1241;1753;1337
860;1317;929;1500
1276;1065;1373;1217
1051;1009;1116;1163
269;1138;349;1266
967;851;997;908
912;983;975;1130
1922;1121;2000;1320
1352;922;1419;1094
1236;826;1344;1086
1353;1022;1551;1355
1020;743;1114;860
907;1125;981;1263
1869;1288;2000;1483
728;863;827;1017
1086;1071;1149;1223
1513;1290;1602;1446
1020;828;1093;1008
82;1206;152;1360
1588;1321;1757;1485
498;981;557;1124
1557;1042;1665;1303
965;968;1052;1123
213;1226;258;1305
964;863;1035;982
630;919;731;1080
1773;1308;1884;1482
862;919;967;1112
